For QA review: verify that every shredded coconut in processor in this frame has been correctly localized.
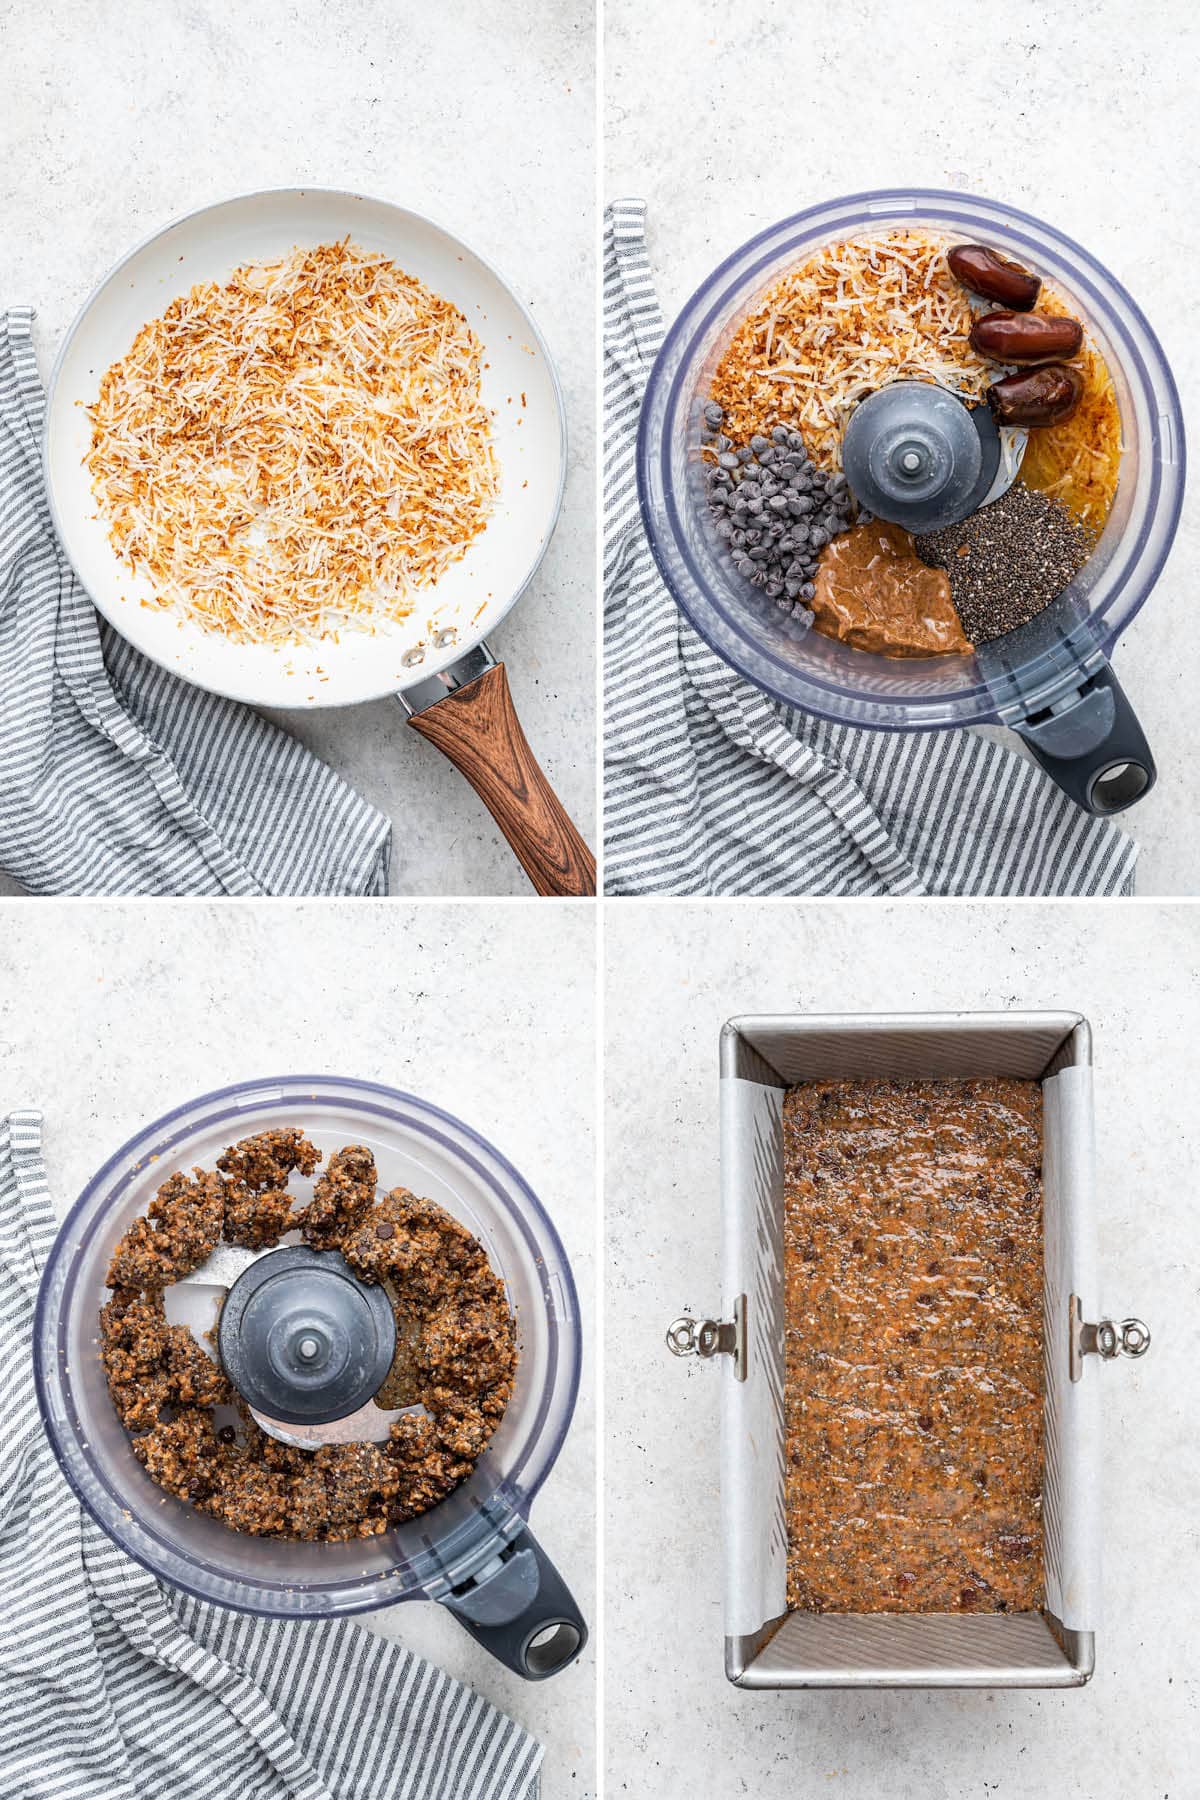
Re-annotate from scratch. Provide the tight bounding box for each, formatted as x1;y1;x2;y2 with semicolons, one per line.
702;228;1122;657
711;232;995;474
86;240;500;645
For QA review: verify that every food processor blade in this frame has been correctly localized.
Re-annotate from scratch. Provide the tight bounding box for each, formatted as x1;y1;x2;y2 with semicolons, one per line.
178;1240;263;1289
249;1397;407;1450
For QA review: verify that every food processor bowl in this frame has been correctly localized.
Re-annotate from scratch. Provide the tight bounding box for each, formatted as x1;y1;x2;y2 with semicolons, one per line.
34;1075;586;1680
638;189;1185;815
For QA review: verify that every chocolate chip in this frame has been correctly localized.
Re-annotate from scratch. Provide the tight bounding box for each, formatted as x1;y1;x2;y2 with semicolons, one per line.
917;1413;933;1432
218;1425;236;1444
375;1221;395;1241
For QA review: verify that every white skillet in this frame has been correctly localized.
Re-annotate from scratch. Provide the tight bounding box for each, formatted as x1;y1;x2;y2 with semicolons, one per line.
45;189;594;896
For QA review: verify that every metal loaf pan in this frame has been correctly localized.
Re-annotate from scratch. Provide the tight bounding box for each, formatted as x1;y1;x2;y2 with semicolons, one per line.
713;1010;1131;1691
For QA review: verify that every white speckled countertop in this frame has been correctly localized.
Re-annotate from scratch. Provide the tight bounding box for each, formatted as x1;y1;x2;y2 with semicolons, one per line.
605;0;1200;895
0;899;596;1796
0;0;595;898
604;899;1199;1799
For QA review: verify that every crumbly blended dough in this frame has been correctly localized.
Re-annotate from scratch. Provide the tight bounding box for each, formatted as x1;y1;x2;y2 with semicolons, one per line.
783;1078;1043;1615
343;1187;517;1475
100;1288;234;1430
299;1143;378;1250
100;1130;518;1542
106;1168;225;1288
218;1127;321;1250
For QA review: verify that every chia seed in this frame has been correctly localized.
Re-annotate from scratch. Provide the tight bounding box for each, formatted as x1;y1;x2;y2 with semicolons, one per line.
915;483;1095;645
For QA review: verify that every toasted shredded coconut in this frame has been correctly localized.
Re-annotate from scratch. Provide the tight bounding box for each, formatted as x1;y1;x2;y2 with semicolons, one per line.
86;240;500;644
710;231;996;471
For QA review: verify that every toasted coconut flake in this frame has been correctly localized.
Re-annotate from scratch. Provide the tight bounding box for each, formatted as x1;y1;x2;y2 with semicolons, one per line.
710;231;995;471
86;240;500;644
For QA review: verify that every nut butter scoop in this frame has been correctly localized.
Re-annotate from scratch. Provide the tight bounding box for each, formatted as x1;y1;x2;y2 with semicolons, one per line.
812;520;973;657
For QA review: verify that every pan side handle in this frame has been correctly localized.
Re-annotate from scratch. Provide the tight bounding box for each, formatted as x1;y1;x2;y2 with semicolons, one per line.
405;661;596;897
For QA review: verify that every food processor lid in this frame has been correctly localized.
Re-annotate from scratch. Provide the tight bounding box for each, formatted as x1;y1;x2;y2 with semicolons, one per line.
841;380;1002;534
216;1245;396;1426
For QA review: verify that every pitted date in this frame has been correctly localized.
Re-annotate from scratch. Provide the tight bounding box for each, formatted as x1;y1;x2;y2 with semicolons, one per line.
947;244;1041;310
986;364;1084;428
969;310;1084;363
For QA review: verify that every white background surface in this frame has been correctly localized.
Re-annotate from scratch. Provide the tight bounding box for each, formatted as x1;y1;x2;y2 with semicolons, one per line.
604;899;1200;1799
605;0;1200;895
0;899;597;1796
0;0;595;898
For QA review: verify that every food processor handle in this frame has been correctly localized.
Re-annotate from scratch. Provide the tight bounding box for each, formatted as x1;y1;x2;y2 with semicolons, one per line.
1013;661;1156;816
441;1526;588;1681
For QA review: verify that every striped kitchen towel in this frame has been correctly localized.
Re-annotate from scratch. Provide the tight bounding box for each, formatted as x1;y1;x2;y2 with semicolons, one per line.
603;200;1138;896
0;1110;542;1800
0;308;391;896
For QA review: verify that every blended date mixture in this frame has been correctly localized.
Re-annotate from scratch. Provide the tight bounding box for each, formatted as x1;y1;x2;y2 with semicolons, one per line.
783;1079;1043;1615
99;1128;517;1542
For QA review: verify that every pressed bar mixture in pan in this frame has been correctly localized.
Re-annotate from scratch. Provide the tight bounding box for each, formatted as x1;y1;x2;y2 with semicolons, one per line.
782;1079;1043;1614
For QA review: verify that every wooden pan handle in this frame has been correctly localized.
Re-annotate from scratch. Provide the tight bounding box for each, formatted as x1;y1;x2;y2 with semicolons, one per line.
407;662;596;897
